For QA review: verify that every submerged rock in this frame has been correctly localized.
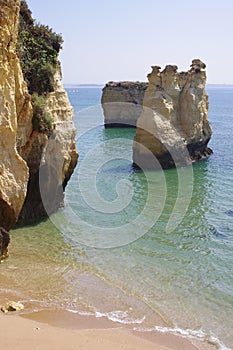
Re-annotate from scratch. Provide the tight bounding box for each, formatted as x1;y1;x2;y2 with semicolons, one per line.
1;301;24;313
133;59;212;169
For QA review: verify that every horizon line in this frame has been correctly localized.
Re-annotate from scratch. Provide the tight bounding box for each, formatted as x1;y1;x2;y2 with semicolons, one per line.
64;83;233;88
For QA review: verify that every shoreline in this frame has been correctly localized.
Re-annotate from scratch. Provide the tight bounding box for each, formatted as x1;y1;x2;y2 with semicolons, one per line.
0;270;222;350
0;308;217;350
0;314;182;350
0;228;229;350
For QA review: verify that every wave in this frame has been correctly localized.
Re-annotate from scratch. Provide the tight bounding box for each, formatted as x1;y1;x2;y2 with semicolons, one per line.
134;325;232;350
67;308;146;325
95;310;146;325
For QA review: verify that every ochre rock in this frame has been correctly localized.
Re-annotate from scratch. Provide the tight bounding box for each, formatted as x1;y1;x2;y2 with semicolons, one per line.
18;66;78;223
0;1;78;253
1;300;24;313
133;60;212;169
0;0;32;231
102;81;148;127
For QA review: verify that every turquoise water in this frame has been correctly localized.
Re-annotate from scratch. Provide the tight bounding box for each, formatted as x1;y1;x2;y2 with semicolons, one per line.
1;87;233;349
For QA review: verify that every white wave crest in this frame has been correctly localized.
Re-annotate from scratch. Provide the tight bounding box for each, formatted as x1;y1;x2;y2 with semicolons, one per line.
134;325;232;350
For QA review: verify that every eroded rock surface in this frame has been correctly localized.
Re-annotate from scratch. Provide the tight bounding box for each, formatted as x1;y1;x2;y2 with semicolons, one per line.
133;60;212;169
18;65;78;223
0;0;78;255
0;0;32;231
1;300;24;313
102;81;148;127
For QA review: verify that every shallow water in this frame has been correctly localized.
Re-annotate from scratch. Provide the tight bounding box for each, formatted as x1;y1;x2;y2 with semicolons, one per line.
1;86;233;350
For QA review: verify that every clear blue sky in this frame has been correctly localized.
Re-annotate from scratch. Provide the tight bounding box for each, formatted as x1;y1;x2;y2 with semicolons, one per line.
26;0;233;84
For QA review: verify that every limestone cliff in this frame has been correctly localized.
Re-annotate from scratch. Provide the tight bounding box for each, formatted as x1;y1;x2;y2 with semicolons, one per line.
0;0;78;257
18;65;78;223
133;60;212;169
0;0;32;235
102;81;148;127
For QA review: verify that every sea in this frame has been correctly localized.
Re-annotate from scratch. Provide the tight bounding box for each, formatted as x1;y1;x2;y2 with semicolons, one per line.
1;86;233;350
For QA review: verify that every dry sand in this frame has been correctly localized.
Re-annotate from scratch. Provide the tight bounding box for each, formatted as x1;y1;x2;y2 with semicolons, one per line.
0;312;216;350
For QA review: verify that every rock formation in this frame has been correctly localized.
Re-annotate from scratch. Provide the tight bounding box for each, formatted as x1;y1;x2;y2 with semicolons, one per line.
0;0;32;232
0;227;10;260
0;0;78;256
133;60;212;169
18;64;78;223
102;81;148;127
1;300;24;313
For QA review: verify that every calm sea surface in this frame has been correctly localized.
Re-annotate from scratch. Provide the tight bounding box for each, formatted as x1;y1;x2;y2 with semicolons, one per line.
1;86;233;349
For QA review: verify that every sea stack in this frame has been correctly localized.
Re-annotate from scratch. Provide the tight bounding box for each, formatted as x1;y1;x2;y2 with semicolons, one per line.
133;59;212;169
102;81;148;127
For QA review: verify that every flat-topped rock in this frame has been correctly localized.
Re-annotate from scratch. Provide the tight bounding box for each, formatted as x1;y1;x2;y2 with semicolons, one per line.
102;81;148;127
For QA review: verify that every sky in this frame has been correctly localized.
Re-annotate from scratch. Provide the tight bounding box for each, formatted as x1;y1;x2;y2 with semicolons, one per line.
26;0;233;85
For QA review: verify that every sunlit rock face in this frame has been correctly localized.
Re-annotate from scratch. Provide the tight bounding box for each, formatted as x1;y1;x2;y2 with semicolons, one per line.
18;65;78;224
0;0;78;256
18;66;78;224
102;81;148;127
133;59;212;169
0;0;31;232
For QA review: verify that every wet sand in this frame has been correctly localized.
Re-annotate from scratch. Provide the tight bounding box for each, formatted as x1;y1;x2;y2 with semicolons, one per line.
0;310;216;350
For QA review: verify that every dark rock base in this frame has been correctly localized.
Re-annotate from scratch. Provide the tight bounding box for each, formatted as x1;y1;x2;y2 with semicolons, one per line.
0;227;10;260
133;145;213;171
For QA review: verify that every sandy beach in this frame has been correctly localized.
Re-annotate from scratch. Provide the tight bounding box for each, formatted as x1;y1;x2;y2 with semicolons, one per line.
0;311;216;350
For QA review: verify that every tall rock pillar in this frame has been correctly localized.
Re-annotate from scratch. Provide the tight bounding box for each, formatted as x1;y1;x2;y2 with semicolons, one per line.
133;59;212;169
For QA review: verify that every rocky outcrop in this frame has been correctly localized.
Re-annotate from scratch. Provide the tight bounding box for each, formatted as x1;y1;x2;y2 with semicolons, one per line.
133;60;212;169
0;227;10;260
0;0;32;231
1;300;24;313
18;65;78;223
0;0;78;255
102;81;148;127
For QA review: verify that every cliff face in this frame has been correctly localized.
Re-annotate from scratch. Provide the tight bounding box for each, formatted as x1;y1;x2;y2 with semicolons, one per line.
18;65;78;223
102;81;148;127
0;0;32;235
133;60;212;169
0;0;78;257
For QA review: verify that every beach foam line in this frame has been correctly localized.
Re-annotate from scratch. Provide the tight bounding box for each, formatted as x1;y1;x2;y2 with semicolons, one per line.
95;310;146;325
133;325;232;350
67;308;146;325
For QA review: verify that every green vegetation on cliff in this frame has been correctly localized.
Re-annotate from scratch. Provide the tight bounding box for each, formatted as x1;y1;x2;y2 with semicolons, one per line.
18;0;63;95
17;0;63;133
31;93;53;136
